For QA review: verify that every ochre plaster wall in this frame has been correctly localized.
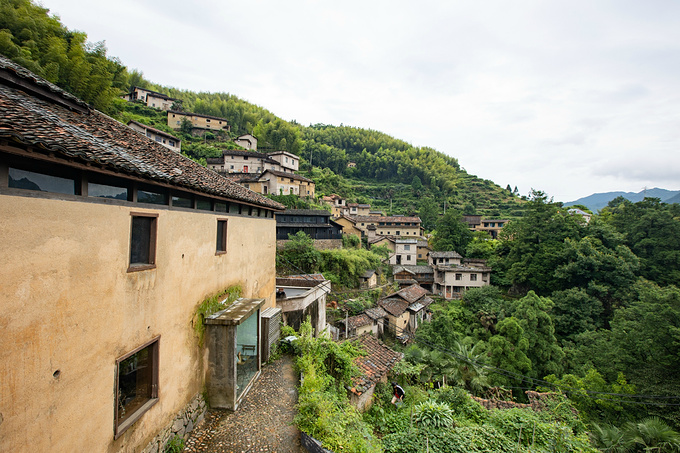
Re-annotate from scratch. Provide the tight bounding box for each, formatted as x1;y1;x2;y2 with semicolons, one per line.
0;194;276;453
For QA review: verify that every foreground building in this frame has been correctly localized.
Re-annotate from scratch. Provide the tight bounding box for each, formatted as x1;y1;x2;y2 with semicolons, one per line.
0;56;284;452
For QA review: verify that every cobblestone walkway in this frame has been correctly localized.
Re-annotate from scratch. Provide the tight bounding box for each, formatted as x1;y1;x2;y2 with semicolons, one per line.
184;354;304;453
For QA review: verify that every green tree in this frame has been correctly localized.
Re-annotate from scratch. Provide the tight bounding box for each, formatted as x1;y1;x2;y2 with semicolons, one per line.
498;190;583;295
511;291;565;379
485;317;532;389
418;197;439;232
431;209;473;254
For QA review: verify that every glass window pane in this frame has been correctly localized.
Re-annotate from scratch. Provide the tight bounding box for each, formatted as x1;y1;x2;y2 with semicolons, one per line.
216;220;226;252
197;199;212;211
236;311;259;399
172;196;192;208
117;345;153;426
138;189;165;205
89;182;128;200
229;203;240;215
131;217;152;265
215;202;227;213
9;168;74;195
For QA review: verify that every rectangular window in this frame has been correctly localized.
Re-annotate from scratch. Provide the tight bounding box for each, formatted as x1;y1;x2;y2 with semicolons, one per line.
89;182;128;200
215;202;227;213
197;198;212;211
455;273;462;281
404;245;411;251
129;213;157;271
406;255;411;261
115;337;159;438
470;274;478;281
216;219;227;254
8;167;75;195
172;195;192;208
138;188;166;205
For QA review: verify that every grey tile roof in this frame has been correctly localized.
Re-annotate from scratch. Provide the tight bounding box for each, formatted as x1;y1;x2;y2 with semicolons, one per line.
0;56;283;211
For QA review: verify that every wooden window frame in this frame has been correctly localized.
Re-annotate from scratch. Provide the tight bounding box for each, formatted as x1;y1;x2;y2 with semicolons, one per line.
216;218;228;255
128;212;158;272
114;336;160;439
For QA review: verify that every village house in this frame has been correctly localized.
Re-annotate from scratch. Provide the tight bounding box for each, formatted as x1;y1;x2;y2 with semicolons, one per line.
369;235;396;252
392;265;435;291
321;193;348;217
120;86;177;111
223;169;315;198
336;313;374;339
127;120;181;152
276;209;343;249
0;56;285;452
275;274;330;336
347;334;402;412
473;219;509;239
167;110;230;135
352;215;423;238
234;133;257;150
388;238;418;265
416;239;432;261
207;149;299;175
428;252;492;299
207;149;282;174
348;202;371;216
360;269;378;289
334;215;363;241
378;284;433;338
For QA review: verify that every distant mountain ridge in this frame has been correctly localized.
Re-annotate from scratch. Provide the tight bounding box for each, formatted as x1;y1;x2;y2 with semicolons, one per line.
565;188;680;212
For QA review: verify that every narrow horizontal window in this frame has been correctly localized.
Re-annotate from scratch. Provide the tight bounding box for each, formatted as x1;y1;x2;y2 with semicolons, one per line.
196;198;212;211
138;189;166;205
172;195;192;208
89;182;128;200
8;167;75;195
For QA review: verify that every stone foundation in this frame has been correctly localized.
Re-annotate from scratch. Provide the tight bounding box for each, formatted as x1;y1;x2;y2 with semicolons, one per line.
142;393;207;453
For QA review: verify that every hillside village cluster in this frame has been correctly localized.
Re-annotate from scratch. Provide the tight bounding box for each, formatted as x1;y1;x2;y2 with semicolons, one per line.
1;61;511;451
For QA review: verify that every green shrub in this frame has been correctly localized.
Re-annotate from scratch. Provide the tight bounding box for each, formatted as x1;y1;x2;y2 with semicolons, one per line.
413;401;455;429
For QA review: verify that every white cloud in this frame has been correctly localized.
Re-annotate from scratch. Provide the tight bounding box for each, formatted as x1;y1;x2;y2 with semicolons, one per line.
42;0;680;201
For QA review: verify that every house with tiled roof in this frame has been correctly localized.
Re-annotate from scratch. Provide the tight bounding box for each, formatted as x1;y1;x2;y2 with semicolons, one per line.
352;215;423;239
336;313;374;339
0;55;284;451
333;215;363;241
378;284;433;337
348;334;403;411
392;265;435;290
121;86;178;111
127;120;181;152
276;209;343;247
234;133;257;150
275;275;330;336
167;110;230;135
364;306;388;337
360;269;378;289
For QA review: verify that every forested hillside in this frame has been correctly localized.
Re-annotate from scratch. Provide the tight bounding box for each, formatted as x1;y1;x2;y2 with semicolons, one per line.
0;0;524;221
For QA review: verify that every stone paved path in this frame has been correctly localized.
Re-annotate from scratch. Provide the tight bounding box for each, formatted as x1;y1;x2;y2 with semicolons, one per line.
184;354;304;453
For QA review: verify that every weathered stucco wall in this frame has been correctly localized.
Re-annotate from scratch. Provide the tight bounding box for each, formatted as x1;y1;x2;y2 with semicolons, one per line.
0;194;276;453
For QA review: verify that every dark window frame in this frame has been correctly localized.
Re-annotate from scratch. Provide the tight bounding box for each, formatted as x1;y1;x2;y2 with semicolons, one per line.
216;218;228;255
114;336;160;439
128;212;158;272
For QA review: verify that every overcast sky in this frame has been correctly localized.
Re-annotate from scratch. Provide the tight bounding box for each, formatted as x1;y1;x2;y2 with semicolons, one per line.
41;0;680;202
